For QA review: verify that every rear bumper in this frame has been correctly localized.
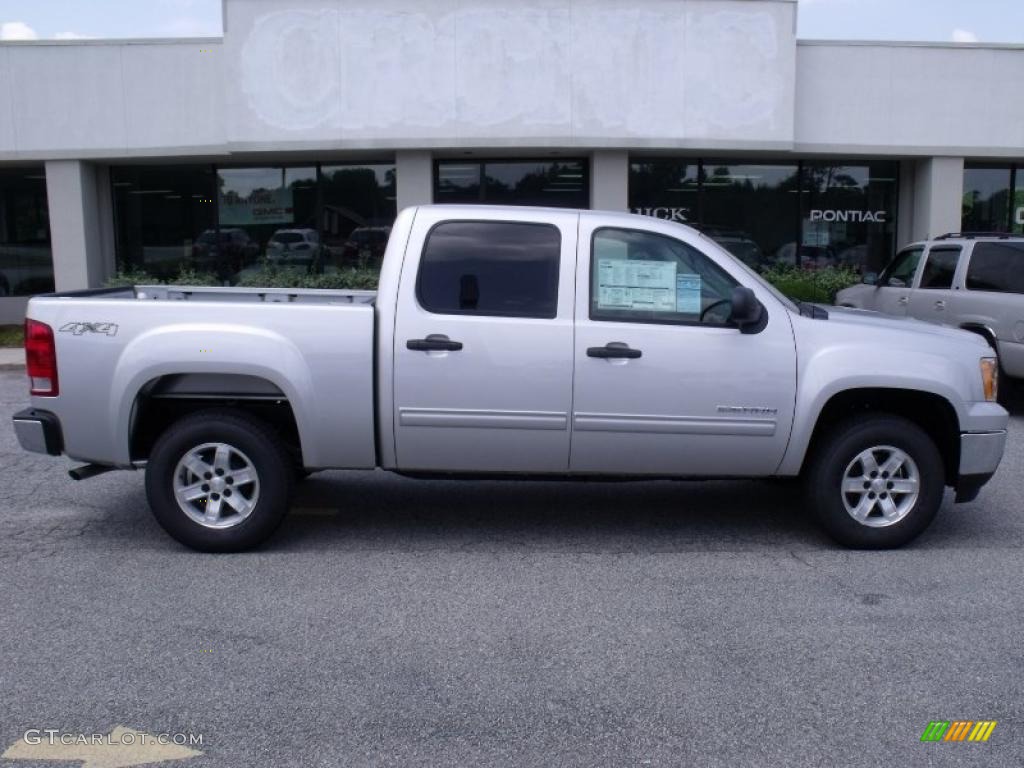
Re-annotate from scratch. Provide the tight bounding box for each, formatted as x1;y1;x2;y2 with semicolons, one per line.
955;430;1007;502
12;408;63;456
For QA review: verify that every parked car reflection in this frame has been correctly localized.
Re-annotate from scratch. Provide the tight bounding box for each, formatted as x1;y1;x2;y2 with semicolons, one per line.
698;226;765;269
340;226;390;267
267;228;323;266
192;229;260;279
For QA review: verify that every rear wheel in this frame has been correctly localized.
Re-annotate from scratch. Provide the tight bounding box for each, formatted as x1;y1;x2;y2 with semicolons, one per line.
145;409;293;552
803;414;945;548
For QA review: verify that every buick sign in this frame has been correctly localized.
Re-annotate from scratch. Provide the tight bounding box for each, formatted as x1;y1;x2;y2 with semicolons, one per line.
633;207;690;222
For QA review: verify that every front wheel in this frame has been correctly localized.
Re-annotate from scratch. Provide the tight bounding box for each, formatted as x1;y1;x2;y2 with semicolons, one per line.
803;414;945;549
145;409;293;552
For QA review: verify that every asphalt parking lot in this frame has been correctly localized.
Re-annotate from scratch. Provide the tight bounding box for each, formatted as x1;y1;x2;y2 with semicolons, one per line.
0;368;1022;767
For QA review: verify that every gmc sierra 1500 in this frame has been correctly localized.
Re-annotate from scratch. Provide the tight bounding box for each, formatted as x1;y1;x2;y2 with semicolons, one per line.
13;206;1009;551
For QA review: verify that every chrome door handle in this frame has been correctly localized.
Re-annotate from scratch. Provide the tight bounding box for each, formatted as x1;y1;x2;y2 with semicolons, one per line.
934;300;946;310
898;296;909;305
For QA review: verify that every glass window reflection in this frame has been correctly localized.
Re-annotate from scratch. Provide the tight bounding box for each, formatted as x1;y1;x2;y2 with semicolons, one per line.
800;162;897;273
1015;171;1024;235
961;165;1012;233
218;167;318;282
629;161;699;225
112;164;216;281
114;162;399;284
628;158;898;273
0;167;54;297
435;159;588;209
701;162;800;269
319;164;396;271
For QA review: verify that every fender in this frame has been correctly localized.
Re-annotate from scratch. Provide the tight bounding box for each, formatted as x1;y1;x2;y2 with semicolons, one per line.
110;323;329;468
777;344;970;476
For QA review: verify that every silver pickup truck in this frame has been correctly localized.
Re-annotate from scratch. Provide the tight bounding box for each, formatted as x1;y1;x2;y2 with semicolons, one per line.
13;205;1009;551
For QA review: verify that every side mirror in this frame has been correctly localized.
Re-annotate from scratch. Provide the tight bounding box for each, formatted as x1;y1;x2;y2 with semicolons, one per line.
862;272;878;285
730;286;765;334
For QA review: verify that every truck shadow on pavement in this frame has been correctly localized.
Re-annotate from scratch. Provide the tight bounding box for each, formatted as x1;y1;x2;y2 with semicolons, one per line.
269;474;836;553
67;467;1009;555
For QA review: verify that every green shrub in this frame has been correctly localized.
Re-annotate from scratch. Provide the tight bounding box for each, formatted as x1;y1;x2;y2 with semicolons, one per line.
760;265;861;304
106;263;380;291
105;266;157;287
169;267;220;286
0;324;24;348
235;265;380;290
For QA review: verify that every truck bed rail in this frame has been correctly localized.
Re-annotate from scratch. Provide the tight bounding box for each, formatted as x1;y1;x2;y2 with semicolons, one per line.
45;284;377;306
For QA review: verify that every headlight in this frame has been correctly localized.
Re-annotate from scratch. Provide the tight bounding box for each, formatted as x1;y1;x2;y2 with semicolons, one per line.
980;357;999;402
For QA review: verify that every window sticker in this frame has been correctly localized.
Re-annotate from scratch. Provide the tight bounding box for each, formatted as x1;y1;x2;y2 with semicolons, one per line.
596;257;677;312
675;274;702;314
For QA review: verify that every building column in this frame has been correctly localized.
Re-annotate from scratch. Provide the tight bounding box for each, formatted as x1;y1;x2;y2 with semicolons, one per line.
910;157;964;242
44;160;111;290
590;150;629;211
395;150;434;213
896;159;916;248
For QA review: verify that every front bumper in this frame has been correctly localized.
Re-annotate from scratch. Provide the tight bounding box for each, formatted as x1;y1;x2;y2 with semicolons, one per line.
12;408;63;456
955;430;1007;503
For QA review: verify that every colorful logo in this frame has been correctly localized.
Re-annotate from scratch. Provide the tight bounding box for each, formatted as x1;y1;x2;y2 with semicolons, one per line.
921;721;997;742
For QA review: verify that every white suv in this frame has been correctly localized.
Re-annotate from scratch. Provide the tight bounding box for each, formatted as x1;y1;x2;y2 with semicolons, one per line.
837;233;1024;387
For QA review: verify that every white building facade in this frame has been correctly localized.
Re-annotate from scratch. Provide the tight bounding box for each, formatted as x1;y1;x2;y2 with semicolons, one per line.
0;0;1022;322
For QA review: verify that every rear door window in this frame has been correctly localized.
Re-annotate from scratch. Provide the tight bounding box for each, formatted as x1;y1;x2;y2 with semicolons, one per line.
917;247;961;290
965;242;1024;294
417;220;561;318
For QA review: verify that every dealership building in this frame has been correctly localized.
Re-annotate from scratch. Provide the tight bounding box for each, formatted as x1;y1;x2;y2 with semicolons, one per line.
1;0;1023;322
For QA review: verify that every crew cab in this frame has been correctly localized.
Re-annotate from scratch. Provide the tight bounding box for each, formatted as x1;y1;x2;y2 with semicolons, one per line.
13;206;1009;551
836;233;1024;389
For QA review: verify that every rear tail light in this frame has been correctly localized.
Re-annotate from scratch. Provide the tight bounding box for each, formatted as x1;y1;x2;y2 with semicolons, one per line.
25;319;58;397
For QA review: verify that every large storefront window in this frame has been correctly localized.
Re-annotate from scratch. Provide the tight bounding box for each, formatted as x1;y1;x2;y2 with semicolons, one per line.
435;159;589;209
629;161;699;224
113;162;397;282
112;165;216;281
218;167;318;281
0;167;54;296
701;163;799;269
320;164;396;270
629;158;898;272
800;162;897;273
962;165;1013;233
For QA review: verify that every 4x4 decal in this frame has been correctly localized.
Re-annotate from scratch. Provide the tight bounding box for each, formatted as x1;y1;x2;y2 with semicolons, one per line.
59;321;119;337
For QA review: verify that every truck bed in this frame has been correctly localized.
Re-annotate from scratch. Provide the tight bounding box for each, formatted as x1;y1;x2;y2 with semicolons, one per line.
26;284;379;471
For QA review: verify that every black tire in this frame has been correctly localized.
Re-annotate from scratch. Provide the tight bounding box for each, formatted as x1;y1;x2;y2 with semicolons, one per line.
803;414;945;549
145;409;293;552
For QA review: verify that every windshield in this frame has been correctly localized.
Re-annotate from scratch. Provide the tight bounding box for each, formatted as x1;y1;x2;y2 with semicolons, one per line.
271;233;304;244
697;232;800;313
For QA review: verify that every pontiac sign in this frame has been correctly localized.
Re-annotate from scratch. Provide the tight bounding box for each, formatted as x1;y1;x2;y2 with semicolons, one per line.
810;209;888;223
